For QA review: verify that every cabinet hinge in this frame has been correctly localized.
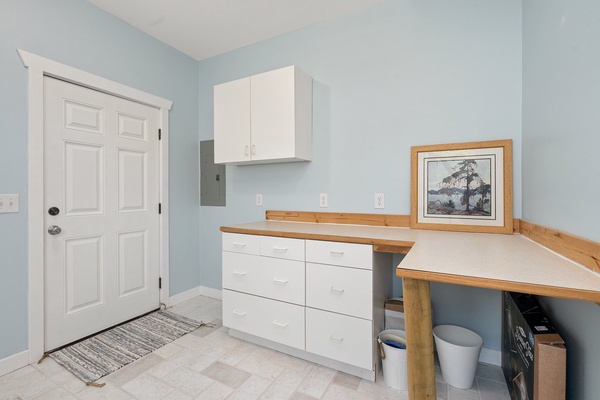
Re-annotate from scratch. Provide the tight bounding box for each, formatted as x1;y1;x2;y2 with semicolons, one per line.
159;203;162;214
158;129;162;140
159;277;162;289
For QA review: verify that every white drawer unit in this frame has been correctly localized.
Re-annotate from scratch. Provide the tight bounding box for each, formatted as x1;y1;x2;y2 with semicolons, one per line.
260;236;305;261
223;289;305;350
223;233;260;255
306;262;372;319
223;251;305;305
306;307;373;370
306;239;373;269
222;232;392;382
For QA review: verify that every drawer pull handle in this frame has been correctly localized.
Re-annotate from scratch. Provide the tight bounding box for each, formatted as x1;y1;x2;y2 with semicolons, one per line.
329;335;344;342
273;246;288;252
330;251;344;256
233;310;246;316
233;271;247;277
273;278;289;284
273;320;288;327
330;286;345;294
233;242;247;247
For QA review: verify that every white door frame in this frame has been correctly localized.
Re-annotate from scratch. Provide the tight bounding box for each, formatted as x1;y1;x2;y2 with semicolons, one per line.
18;49;172;364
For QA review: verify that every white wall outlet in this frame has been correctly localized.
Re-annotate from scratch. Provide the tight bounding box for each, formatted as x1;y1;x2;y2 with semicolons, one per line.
0;194;19;213
256;194;263;206
375;193;384;209
319;193;328;208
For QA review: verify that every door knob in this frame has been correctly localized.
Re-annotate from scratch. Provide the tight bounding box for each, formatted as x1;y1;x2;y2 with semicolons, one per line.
48;225;62;235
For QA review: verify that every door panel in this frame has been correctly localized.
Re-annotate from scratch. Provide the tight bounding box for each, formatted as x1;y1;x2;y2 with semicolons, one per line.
64;99;104;134
44;76;160;351
118;149;147;212
118;230;148;297
64;141;104;215
64;235;104;314
118;112;147;141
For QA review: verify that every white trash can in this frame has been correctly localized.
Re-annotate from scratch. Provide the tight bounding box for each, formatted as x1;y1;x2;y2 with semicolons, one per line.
378;329;408;390
433;325;483;389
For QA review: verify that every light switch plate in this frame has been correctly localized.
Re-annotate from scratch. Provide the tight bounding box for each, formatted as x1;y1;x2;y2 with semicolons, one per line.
0;194;19;213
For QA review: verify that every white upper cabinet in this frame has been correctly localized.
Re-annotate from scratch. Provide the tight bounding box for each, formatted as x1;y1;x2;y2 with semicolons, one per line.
214;77;251;164
214;66;312;165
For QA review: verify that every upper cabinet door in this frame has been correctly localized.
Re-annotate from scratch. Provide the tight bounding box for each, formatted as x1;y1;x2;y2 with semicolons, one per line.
214;77;251;164
251;66;298;162
214;66;312;165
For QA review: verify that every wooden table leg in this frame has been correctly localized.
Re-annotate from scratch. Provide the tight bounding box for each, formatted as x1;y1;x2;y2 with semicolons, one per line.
403;278;436;399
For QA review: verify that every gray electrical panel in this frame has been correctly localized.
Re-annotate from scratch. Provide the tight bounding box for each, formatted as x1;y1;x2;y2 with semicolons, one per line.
200;140;226;206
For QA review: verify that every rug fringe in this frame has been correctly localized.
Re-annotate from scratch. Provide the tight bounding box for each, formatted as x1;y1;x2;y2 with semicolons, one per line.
37;353;50;364
86;381;106;388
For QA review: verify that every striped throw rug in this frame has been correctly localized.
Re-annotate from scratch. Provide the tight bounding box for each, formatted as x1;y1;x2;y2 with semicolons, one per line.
49;310;204;385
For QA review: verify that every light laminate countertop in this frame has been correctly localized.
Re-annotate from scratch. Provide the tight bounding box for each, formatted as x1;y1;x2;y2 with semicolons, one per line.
221;220;600;301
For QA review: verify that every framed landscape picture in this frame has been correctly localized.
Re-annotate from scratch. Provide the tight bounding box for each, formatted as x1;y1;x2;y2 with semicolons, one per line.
410;139;513;234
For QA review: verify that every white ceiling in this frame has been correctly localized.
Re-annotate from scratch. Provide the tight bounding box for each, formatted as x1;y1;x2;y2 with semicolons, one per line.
86;0;387;61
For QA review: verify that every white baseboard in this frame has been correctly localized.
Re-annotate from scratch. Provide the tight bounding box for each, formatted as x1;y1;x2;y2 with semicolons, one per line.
169;285;222;306
479;347;501;366
197;286;222;300
0;350;29;377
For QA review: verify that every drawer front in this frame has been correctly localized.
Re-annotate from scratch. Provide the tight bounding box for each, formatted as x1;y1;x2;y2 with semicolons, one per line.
260;236;305;261
223;290;305;350
222;252;305;305
306;263;372;319
306;308;373;370
223;233;260;255
306;240;372;270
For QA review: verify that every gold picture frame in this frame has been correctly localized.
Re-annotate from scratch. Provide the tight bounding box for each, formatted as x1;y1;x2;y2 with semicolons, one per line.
411;139;513;234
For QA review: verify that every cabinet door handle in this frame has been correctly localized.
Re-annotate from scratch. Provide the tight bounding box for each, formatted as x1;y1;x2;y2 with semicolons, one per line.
273;246;288;252
273;320;288;327
233;270;247;277
329;335;344;342
330;251;344;256
273;278;289;284
233;242;247;247
233;310;246;316
245;146;249;156
330;286;345;294
251;145;256;155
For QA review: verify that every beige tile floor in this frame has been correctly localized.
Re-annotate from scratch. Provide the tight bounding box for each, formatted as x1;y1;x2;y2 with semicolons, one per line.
0;295;511;400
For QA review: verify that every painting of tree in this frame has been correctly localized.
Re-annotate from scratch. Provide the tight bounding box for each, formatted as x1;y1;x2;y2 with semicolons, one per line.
411;139;513;234
426;157;492;216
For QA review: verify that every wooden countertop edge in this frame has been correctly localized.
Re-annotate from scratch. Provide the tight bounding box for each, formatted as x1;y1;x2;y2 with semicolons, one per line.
396;268;600;303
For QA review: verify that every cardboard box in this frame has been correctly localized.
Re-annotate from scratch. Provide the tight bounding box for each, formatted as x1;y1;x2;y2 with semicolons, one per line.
384;298;405;330
502;291;566;400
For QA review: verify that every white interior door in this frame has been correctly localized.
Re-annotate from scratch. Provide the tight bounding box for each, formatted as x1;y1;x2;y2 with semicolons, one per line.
43;76;161;351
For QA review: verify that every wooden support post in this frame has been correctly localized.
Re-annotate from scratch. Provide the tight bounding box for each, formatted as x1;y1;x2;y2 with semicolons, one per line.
403;278;436;399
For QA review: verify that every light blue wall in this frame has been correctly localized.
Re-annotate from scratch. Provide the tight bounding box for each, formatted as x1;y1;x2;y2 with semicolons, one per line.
0;0;200;359
523;1;600;398
198;0;522;351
